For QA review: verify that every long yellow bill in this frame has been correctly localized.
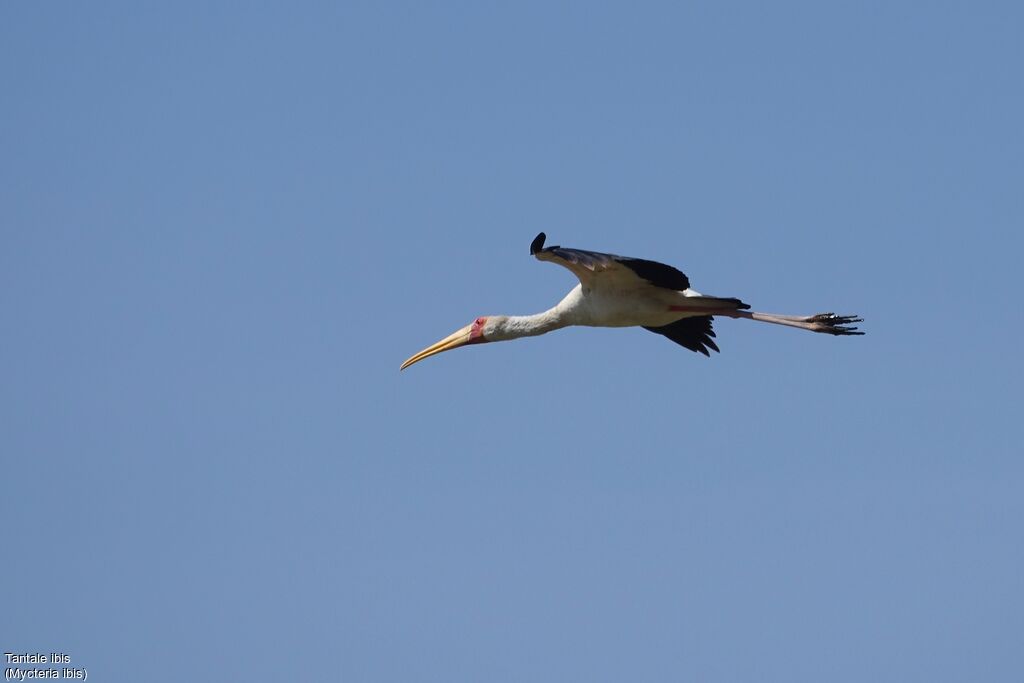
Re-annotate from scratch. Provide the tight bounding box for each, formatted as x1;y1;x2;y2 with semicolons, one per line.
400;323;476;370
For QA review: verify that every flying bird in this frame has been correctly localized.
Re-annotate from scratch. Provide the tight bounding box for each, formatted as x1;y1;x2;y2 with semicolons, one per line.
400;233;862;370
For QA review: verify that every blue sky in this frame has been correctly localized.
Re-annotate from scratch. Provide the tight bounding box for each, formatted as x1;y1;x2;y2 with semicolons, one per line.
3;2;1022;681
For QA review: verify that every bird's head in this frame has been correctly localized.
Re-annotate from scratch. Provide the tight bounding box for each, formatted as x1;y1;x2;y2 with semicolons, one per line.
400;315;511;370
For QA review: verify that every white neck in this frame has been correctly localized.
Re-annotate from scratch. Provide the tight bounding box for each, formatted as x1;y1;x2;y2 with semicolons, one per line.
488;287;582;341
502;309;569;338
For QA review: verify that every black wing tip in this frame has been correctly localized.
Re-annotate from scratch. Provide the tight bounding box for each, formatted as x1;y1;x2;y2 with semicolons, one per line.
530;232;546;255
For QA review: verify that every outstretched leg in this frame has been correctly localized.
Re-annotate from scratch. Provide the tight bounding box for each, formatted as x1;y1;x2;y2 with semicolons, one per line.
722;310;864;335
666;294;863;336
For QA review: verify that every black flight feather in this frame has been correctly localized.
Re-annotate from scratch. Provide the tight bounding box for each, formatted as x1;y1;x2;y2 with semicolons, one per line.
615;257;690;291
644;316;721;356
530;232;691;291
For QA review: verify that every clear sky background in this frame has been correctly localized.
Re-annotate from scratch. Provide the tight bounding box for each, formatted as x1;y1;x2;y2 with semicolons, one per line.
3;2;1022;681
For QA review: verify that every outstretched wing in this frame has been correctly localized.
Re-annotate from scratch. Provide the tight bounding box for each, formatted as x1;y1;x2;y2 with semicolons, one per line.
530;232;690;291
644;316;721;356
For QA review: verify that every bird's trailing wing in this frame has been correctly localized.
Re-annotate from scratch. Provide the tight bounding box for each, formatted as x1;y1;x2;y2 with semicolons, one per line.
530;232;691;291
644;316;720;356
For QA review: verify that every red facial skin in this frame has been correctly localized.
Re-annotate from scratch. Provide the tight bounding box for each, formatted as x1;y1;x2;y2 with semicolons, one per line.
469;316;488;343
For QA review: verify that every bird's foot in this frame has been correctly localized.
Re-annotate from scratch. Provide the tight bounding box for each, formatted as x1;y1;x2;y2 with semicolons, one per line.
808;313;864;335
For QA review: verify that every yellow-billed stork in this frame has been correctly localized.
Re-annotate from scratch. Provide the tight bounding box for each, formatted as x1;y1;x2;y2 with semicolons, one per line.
401;233;862;370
